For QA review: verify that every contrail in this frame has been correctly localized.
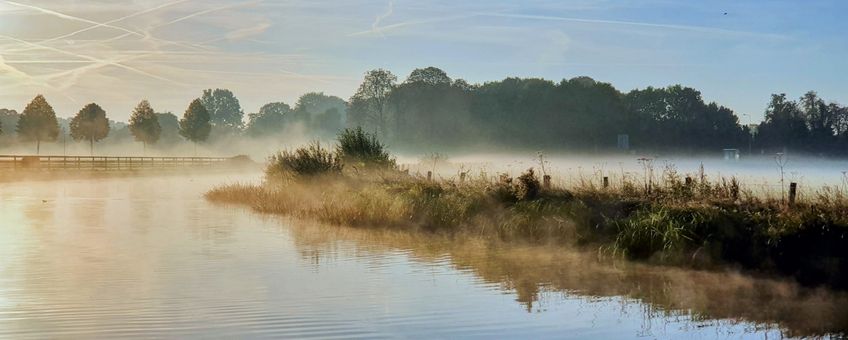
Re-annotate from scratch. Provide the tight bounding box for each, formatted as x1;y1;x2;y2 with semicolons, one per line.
480;13;787;40
34;0;194;46
349;14;479;37
3;1;146;37
156;0;262;28
0;33;185;87
4;0;207;53
372;1;394;38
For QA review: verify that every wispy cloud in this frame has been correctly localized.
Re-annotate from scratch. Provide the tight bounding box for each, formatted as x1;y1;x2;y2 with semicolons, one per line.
480;13;788;40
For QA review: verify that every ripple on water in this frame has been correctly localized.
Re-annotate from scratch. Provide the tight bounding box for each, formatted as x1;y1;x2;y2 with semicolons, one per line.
0;174;839;339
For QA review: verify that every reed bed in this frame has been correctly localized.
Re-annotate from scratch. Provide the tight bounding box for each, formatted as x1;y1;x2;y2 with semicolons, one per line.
207;133;848;289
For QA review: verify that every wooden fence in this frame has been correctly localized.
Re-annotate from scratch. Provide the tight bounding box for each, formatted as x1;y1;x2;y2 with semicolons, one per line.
0;155;241;171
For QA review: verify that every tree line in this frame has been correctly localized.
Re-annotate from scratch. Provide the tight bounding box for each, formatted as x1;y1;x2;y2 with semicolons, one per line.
348;67;847;154
0;90;347;154
1;66;846;155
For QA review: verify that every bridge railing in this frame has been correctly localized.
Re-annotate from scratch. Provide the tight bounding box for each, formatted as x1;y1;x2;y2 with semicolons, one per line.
0;155;237;171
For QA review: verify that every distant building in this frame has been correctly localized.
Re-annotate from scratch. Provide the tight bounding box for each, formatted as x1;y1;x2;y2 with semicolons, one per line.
617;134;630;150
723;149;740;161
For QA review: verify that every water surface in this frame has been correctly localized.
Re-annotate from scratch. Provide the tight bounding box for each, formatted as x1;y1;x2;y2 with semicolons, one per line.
1;173;845;339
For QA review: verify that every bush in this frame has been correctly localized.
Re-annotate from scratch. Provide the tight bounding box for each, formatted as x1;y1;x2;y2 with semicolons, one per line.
267;141;342;179
336;127;395;169
515;168;541;201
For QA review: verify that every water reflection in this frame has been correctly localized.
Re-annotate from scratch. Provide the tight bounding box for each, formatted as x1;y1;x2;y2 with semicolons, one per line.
280;217;848;338
0;174;844;339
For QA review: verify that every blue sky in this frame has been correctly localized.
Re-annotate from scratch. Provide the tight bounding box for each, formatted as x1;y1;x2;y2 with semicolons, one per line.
0;0;845;123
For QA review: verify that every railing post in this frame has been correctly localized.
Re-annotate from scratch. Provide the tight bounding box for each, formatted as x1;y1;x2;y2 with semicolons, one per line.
603;176;609;189
788;182;797;207
543;175;551;190
427;171;432;181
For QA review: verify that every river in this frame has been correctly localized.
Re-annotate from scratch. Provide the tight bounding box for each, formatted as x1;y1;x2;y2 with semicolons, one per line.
1;173;845;339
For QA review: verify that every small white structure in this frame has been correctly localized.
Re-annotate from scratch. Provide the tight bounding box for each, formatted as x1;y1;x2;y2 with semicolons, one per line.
723;149;740;161
617;134;630;150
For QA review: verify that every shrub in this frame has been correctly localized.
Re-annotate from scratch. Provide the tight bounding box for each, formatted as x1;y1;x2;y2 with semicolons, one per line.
515;168;541;201
336;127;395;169
266;141;342;179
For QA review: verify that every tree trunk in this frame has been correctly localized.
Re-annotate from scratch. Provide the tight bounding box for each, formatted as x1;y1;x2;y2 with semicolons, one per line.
36;139;40;155
90;139;94;156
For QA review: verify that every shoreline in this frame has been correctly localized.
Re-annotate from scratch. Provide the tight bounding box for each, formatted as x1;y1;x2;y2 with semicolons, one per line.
206;167;848;291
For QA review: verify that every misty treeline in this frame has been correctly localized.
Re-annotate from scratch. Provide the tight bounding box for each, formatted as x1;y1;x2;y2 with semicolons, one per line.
0;90;346;154
348;67;848;154
1;66;846;155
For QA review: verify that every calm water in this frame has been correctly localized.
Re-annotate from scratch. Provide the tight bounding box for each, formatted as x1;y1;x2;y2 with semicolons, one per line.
1;173;846;339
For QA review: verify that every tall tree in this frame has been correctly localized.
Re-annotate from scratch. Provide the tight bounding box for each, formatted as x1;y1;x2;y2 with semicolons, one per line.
17;95;60;154
294;92;347;125
179;99;212;153
70;103;110;155
405;66;451;85
348;69;396;138
245;102;291;137
128;100;162;153
156;112;182;146
756;94;808;152
200;88;244;131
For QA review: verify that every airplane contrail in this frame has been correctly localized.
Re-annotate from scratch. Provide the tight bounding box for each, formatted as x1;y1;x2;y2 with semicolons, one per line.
35;0;195;46
0;33;186;87
4;0;207;53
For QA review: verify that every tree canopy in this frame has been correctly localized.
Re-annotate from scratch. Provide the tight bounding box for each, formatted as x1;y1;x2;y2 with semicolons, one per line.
179;99;212;144
348;69;396;138
70;103;110;154
200;88;243;130
17;95;60;154
245;102;292;137
129;100;162;150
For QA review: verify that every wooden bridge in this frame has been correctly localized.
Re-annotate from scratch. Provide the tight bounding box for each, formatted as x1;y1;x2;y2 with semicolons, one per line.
0;155;251;171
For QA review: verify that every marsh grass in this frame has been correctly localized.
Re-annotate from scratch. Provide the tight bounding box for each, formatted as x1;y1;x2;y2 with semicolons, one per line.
208;138;848;289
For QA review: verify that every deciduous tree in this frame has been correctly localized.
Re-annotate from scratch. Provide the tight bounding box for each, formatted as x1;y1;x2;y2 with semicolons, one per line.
70;103;110;155
16;95;60;154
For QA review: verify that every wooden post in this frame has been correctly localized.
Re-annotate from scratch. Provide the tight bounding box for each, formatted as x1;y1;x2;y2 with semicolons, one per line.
543;175;551;190
685;177;693;186
788;182;797;206
603;176;609;189
459;172;466;183
427;171;432;181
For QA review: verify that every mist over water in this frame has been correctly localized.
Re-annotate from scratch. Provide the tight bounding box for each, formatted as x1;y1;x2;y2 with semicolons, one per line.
1;172;844;338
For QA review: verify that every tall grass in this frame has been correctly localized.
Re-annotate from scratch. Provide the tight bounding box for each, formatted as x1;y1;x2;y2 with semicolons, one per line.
336;127;395;169
267;141;342;179
209;137;848;289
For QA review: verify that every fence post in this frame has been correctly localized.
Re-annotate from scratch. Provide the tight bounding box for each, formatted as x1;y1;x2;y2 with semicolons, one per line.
459;172;466;184
543;175;551;190
788;182;797;207
427;171;432;181
603;176;609;189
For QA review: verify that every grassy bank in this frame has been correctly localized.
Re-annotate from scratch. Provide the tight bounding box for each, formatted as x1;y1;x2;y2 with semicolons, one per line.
207;129;848;289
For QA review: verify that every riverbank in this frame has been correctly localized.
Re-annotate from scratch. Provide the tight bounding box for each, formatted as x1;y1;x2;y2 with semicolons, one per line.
208;168;848;290
206;130;848;290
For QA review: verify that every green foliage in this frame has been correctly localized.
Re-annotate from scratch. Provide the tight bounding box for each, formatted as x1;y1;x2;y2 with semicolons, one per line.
129;100;161;147
336;127;395;169
515;168;541;201
179;99;212;143
612;207;696;259
70;103;110;146
16;95;59;153
200;88;243;130
348;69;396;138
267;141;342;178
245;102;292;137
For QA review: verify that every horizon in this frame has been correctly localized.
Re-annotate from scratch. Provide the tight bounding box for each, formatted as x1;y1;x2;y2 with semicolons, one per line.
1;0;847;123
